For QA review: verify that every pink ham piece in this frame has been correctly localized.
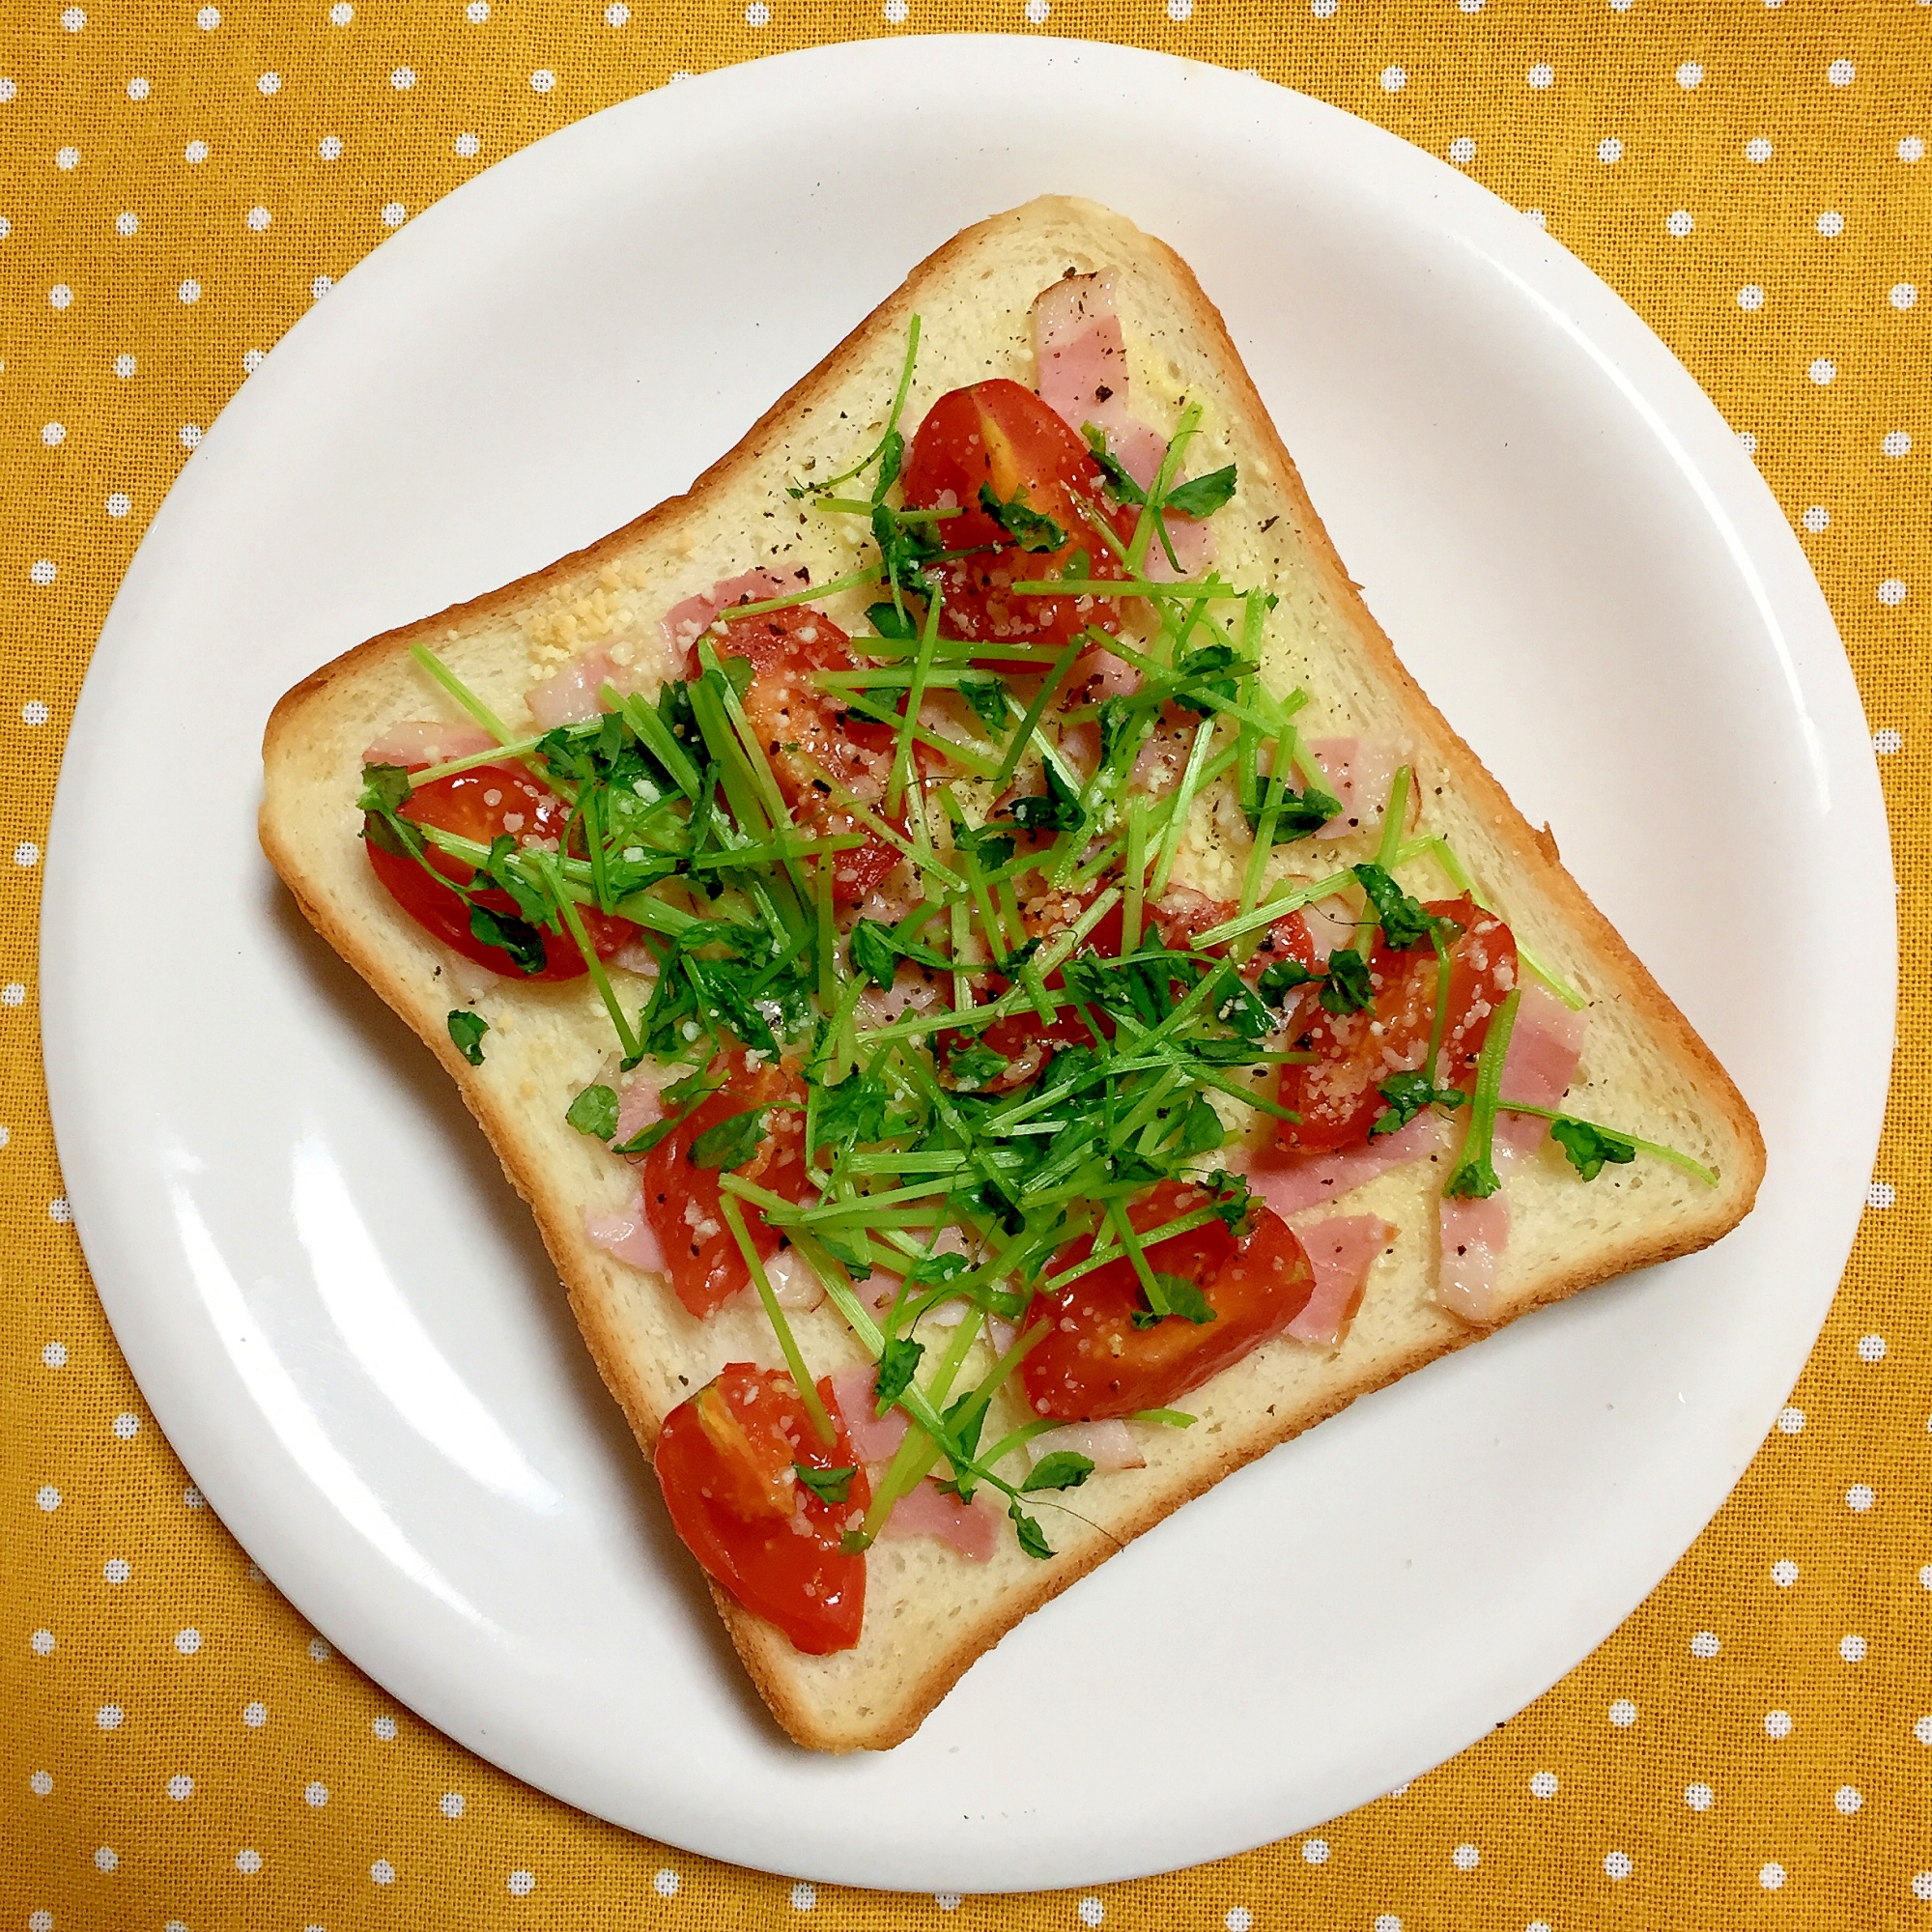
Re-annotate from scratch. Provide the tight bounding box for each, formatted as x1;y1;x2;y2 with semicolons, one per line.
1025;1419;1143;1475
1437;1193;1511;1325
1288;1214;1394;1348
1139;509;1215;582
526;646;630;729
1495;983;1589;1155
1246;1111;1446;1217
612;1066;670;1146
585;1192;666;1272
660;568;791;664
1309;737;1403;841
361;720;496;767
831;1361;910;1464
1071;643;1141;701
879;1478;1001;1563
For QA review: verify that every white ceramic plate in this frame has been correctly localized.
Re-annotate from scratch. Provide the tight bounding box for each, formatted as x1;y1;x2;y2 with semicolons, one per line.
43;38;1892;1893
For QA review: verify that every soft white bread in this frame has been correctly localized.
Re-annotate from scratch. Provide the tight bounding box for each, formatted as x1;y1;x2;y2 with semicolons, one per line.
260;196;1764;1752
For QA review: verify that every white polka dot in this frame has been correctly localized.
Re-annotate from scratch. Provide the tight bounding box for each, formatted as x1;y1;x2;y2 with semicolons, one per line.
185;138;208;162
1878;578;1909;606
1746;135;1774;162
1847;1483;1875;1513
371;1860;396;1885
128;75;150;98
246;205;270;231
1666;209;1694;236
1448;135;1476;165
1529;1771;1559;1798
184;1484;205;1507
1607;0;1631;12
372;1715;397;1740
0;78;15;102
198;4;220;24
41;420;67;448
1883;429;1912;456
1301;1837;1329;1863
1738;284;1766;311
1801;503;1830;532
179;424;202;450
178;277;201;304
440;1791;465;1818
454;131;480;156
1605;1849;1633;1880
1760;1861;1786;1890
791;1883;817;1911
167;1773;192;1799
95;1846;117;1872
1598;135;1624;163
1690;1629;1720;1658
1840;1633;1867;1662
1864;1188;1892;1217
35;1485;60;1511
1676;60;1703;87
14;698;40;724
1523;207;1547;226
111;1412;140;1440
381;201;406;227
319;133;342;158
237;1848;263;1874
1816;210;1845;238
656;1869;681;1896
1916;1716;1932;1746
1827;57;1855;85
1225;1912;1252;1932
330;0;354;16
391;65;415;87
308;1636;331;1662
48;1196;69;1222
113;354;134;379
1024;0;1048;20
63;5;87;26
1771;1558;1799;1586
106;492;130;517
1526;62;1553;88
467;0;490;17
1374;1918;1402;1932
30;1770;52;1795
1765;1708;1793;1737
29;560;55;585
311;274;333;298
3;982;25;1005
1686;1781;1715;1810
56;145;79;171
103;1557;130;1583
508;1869;536;1896
48;284;71;308
242;1701;268;1727
1451;1843;1479;1871
1777;1405;1805;1432
530;67;555;91
1917;1874;1932;1903
1809;356;1837;384
1889;280;1920;312
1380;64;1406;91
257;71;280;94
744;1;770;18
1874;727;1902;753
1901;136;1925;162
1311;0;1337;15
175;1627;201;1654
41;1341;66;1367
605;0;629;19
304;1780;328;1806
1833;1783;1861;1814
97;1703;123;1729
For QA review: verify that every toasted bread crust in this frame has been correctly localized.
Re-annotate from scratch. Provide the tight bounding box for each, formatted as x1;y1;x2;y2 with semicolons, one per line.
260;196;1763;1753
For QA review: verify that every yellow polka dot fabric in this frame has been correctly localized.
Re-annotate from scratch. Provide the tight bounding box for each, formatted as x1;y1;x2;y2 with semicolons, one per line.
2;0;1925;1925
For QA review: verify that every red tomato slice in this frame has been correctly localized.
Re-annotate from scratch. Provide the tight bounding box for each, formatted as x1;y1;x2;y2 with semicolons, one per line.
654;1363;869;1655
364;762;639;982
636;1053;812;1320
703;605;903;906
1276;895;1518;1154
1023;1179;1315;1420
901;379;1129;646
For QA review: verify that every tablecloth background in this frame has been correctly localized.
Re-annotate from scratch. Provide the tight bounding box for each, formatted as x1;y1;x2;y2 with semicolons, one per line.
2;0;1925;1925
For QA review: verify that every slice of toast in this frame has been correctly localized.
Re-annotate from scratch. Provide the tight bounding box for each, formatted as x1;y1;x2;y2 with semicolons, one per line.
260;195;1764;1751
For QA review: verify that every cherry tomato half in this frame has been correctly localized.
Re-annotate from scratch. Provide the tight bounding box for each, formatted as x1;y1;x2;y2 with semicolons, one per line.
636;1053;812;1321
1022;1179;1315;1420
364;762;639;982
654;1363;869;1655
901;379;1129;647
1275;895;1518;1154
704;605;903;905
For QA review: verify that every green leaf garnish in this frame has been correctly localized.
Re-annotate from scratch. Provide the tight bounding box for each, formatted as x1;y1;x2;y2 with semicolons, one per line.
359;762;413;814
1021;1451;1094;1492
1317;948;1374;1014
1163;463;1237;520
792;1463;857;1506
1080;424;1147;505
946;1043;1009;1091
810;1068;890;1154
566;1082;620;1139
1009;1504;1054;1559
873;1334;924;1411
468;903;548;976
1370;1070;1466;1138
958;672;1011;736
1257;957;1318;1008
689;1106;768;1171
445;1009;488;1065
1550;1116;1638;1180
1008;762;1083;835
1130;1270;1217;1330
978;482;1068;554
1353;862;1456;952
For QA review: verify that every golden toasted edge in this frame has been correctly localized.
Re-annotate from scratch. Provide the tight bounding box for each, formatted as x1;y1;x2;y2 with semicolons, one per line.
259;192;1765;1754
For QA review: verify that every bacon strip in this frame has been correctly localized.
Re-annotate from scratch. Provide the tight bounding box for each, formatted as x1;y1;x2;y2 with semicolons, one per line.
1288;1214;1393;1347
879;1479;1000;1562
1495;983;1589;1154
361;720;496;767
1025;1419;1144;1474
829;1364;909;1464
1246;1111;1445;1217
585;1192;667;1272
1436;1192;1511;1325
660;568;791;660
1308;736;1403;841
